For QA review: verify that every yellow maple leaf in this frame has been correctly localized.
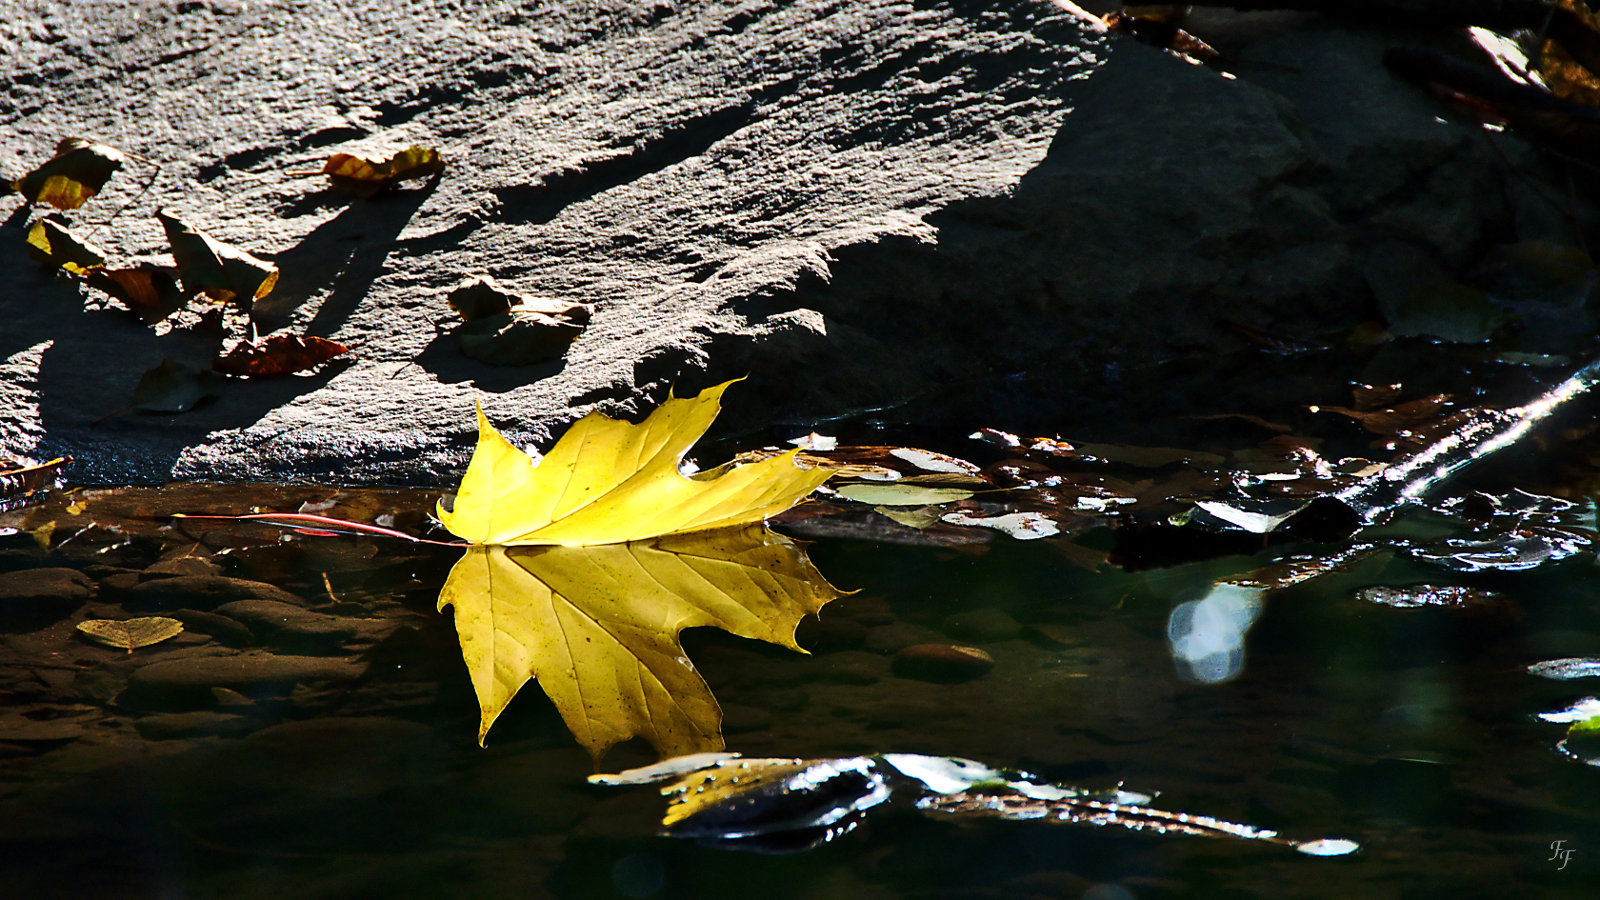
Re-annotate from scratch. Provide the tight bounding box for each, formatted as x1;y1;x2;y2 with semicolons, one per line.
437;528;841;755
437;380;831;546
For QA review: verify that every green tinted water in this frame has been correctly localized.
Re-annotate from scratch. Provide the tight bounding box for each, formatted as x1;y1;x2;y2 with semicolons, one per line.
1;468;1598;897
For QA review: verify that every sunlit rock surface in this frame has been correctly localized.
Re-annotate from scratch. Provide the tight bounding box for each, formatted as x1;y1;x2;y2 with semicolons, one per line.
0;1;1564;483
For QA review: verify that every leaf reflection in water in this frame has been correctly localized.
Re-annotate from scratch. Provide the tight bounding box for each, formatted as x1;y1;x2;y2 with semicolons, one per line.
593;753;1360;857
437;526;842;757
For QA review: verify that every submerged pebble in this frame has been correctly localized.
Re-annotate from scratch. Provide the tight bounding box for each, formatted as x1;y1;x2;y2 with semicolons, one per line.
0;568;93;628
942;609;1024;642
122;574;306;613
892;644;995;683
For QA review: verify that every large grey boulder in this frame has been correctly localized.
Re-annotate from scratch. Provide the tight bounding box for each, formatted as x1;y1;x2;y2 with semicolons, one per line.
0;1;1549;484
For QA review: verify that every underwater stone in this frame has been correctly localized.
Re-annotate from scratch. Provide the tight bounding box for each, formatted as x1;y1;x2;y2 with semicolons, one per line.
892;643;995;683
0;568;94;629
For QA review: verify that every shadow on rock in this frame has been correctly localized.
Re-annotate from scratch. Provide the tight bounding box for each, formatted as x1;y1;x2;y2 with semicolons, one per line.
258;180;438;335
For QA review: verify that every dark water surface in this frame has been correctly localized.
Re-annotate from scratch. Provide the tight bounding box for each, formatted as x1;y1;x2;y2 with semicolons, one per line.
1;472;1598;899
9;336;1600;898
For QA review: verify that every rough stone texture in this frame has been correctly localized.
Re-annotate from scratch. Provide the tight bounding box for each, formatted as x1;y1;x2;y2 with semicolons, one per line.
120;651;366;710
0;566;94;628
121;573;306;612
0;1;1564;484
214;596;389;650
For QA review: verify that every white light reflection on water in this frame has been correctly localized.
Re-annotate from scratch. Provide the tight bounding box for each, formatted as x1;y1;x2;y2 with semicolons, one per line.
1166;584;1264;684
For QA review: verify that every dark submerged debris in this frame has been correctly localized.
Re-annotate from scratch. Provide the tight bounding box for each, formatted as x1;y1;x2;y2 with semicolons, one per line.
592;752;1359;857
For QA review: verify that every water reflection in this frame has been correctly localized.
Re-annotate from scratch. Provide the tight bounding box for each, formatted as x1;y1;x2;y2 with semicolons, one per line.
1166;583;1262;684
436;526;842;758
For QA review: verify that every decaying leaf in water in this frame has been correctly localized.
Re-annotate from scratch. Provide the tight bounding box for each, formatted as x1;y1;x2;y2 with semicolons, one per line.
212;334;351;378
438;380;831;547
84;265;189;323
593;751;1358;856
0;455;71;513
26;219;106;274
1313;390;1453;437
10;138;126;210
436;528;840;755
76;616;184;652
1535;2;1600;106
835;483;976;507
321;145;444;197
874;505;944;529
940;510;1060;540
157;211;279;306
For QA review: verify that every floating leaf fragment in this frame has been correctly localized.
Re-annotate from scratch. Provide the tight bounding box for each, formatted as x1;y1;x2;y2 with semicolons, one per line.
321;145;444;198
940;511;1059;540
888;447;981;474
436;527;840;754
836;483;976;507
788;432;838;451
874;505;943;529
76;616;183;652
157;210;279;306
11;137;126;210
437;380;831;547
1529;657;1600;680
211;334;351;378
1356;584;1506;610
26;219;106;273
1193;499;1311;534
1537;697;1600;723
1562;715;1600;765
1406;527;1590;573
594;752;1359;856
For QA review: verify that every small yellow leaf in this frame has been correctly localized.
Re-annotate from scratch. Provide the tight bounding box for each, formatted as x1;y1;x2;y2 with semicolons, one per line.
437;527;841;756
12;137;126;210
437;381;832;546
76;617;184;652
27;219;107;274
321;146;445;197
157;211;279;306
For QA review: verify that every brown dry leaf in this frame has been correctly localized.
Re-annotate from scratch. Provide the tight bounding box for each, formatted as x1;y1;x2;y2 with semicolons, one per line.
211;334;351;377
1102;7;1219;64
322;146;445;198
157;211;279;307
11;138;126;210
1314;393;1453;438
1541;2;1600;105
456;310;586;367
85;265;189;323
0;455;70;512
76;617;184;653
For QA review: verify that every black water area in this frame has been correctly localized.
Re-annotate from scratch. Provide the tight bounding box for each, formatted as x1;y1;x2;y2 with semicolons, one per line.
4;346;1600;898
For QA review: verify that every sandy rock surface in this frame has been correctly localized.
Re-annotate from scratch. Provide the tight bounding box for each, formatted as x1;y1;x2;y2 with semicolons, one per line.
0;0;1559;484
